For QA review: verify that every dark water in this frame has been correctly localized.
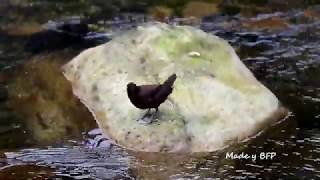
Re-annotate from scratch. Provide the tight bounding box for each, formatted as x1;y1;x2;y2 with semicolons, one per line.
0;0;320;179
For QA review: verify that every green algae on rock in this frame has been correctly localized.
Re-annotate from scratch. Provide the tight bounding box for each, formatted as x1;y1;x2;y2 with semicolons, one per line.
63;22;287;152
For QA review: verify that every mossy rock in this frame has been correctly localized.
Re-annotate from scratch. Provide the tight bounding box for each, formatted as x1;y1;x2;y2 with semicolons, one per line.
63;22;287;152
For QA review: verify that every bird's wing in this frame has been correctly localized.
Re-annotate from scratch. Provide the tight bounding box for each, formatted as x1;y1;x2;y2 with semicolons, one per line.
153;85;173;101
138;85;162;101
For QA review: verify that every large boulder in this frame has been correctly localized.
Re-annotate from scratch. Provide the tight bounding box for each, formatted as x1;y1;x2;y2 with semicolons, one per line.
63;22;287;152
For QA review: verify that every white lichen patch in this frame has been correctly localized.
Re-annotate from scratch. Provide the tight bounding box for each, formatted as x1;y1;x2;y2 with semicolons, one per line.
63;22;286;152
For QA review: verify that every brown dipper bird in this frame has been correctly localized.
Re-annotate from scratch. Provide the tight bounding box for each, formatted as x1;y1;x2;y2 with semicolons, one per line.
127;74;177;123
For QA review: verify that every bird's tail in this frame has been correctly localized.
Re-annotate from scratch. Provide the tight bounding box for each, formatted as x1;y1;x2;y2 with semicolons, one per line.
163;74;177;87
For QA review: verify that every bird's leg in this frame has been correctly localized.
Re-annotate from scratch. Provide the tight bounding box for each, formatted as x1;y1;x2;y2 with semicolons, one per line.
138;108;161;124
145;108;159;123
153;107;160;119
142;109;151;119
137;109;152;124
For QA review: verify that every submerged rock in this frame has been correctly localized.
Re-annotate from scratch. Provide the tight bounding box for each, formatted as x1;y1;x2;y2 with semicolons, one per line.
63;22;287;152
7;54;96;145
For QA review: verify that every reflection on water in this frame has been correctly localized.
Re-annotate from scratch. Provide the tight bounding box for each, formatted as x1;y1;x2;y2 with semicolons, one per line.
0;0;320;179
0;164;54;180
5;146;131;179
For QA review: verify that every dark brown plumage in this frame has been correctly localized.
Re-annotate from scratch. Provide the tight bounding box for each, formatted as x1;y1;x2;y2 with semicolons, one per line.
127;74;177;122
